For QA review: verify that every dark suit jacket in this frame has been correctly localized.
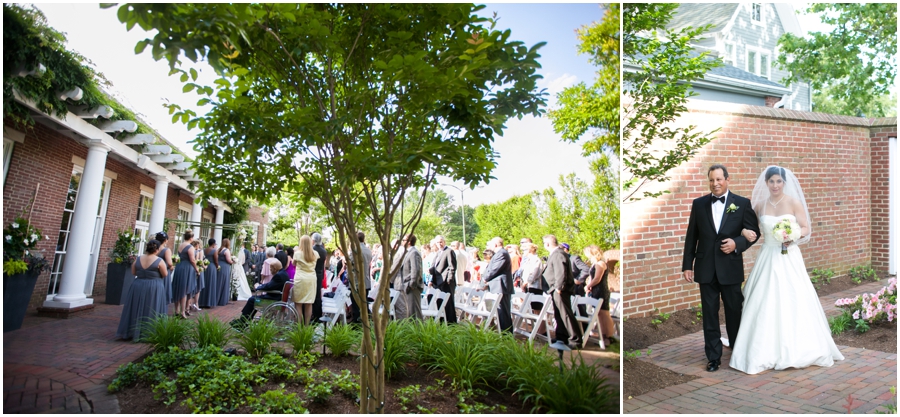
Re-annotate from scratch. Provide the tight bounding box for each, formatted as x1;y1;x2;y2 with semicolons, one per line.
313;244;327;281
401;246;423;292
682;192;760;285
482;248;514;294
431;246;457;291
256;270;289;300
542;248;573;293
242;248;251;274
571;254;592;284
275;250;288;269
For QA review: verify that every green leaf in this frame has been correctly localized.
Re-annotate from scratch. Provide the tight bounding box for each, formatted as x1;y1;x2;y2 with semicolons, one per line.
116;4;129;23
134;40;149;54
190;68;198;81
183;83;196;93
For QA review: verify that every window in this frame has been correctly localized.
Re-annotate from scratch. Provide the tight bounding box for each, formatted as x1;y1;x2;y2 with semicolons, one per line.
760;54;769;79
134;190;153;255
202;214;214;244
746;48;771;79
3;138;13;186
723;42;735;66
751;3;761;23
747;50;757;75
48;169;81;295
136;194;153;223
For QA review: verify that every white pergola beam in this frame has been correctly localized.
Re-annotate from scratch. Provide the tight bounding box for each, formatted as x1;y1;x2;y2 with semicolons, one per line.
149;153;184;163
98;120;138;133
142;144;172;155
72;105;114;119
121;134;155;145
166;162;191;171
57;87;83;101
15;63;46;77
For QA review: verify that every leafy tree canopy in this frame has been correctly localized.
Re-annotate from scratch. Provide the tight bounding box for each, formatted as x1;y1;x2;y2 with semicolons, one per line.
777;3;897;117
622;3;721;201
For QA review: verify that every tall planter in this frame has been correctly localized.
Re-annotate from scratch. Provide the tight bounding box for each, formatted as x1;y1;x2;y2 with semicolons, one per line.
105;263;135;305
4;270;40;332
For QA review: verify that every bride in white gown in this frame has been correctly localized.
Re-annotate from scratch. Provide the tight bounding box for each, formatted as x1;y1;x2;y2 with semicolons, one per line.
729;165;844;375
233;248;253;301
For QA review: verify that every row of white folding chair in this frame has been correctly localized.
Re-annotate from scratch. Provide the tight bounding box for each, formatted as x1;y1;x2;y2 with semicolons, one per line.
573;296;605;349
321;284;350;328
456;288;483;321
609;292;622;339
367;288;399;317
462;292;502;333
421;288;449;322
511;292;554;342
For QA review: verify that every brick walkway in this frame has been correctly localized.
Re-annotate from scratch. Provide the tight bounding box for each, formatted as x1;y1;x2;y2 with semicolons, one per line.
3;297;244;413
625;279;897;414
5;296;620;413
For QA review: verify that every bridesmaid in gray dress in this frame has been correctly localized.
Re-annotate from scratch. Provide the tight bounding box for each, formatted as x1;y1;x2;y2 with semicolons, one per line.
216;238;234;306
155;231;174;306
116;239;168;341
171;230;199;319
199;239;219;308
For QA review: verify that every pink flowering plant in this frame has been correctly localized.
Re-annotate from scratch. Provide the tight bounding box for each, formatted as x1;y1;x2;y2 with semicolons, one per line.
834;277;897;333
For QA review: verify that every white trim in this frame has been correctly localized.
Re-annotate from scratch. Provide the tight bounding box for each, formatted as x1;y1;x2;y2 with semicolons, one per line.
3;138;13;186
140;184;155;196
750;3;763;26
3;127;25;143
179;201;193;212
722;41;736;66
745;45;771;80
70;155;117;180
891;137;897;275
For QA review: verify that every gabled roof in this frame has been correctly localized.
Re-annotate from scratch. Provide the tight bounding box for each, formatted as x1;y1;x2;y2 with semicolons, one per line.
707;63;786;90
666;4;739;34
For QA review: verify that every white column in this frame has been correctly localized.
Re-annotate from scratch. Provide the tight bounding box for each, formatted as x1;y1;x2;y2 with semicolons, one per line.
213;205;225;244
148;176;169;235
46;141;110;308
191;200;202;238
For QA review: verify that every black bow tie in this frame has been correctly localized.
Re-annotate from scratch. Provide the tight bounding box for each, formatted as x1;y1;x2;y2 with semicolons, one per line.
712;195;725;204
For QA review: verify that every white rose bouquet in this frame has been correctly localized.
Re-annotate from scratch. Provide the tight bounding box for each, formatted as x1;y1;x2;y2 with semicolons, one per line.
772;218;802;255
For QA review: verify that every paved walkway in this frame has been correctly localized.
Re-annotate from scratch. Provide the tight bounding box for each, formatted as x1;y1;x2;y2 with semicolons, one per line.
625;279;897;414
5;295;619;413
3;297;244;413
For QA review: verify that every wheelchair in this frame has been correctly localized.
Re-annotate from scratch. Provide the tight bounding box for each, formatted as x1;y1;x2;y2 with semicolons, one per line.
252;281;300;338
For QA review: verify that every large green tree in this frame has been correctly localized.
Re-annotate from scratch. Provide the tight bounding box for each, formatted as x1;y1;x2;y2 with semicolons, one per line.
110;3;545;412
776;4;897;117
622;3;721;201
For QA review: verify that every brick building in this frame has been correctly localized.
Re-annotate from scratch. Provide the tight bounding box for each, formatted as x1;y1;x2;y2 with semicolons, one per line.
3;100;269;315
623;99;897;318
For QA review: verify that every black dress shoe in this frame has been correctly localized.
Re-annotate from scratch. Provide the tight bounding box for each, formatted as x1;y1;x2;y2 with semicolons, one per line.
707;360;720;372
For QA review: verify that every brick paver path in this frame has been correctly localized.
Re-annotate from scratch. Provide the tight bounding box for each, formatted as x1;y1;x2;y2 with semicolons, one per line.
625;279;897;414
3;297;244;413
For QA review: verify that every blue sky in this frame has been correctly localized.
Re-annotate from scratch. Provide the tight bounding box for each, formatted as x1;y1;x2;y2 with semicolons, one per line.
34;3;603;208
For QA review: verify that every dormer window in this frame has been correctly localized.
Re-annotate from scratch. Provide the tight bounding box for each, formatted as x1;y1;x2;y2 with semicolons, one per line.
751;4;762;23
723;42;735;66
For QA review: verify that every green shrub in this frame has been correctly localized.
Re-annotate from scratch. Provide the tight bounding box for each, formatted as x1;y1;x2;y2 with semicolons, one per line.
252;387;308;414
305;370;334;403
431;324;503;390
849;265;878;284
457;387;507;414
323;323;359;357
332;369;359;398
172;346;264;412
810;268;835;286
829;312;853;335
408;318;454;366
382;319;415;379
192;313;232;348
519;354;618;413
294;351;321;369
139;314;192;351
258;352;296;381
285;322;318;355
238;318;279;359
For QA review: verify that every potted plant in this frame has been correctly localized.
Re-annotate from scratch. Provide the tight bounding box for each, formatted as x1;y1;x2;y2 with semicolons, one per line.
105;228;140;305
3;216;51;332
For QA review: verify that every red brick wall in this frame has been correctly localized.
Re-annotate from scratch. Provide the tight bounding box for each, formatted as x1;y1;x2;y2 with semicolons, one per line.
764;96;780;107
870;123;897;272
248;206;269;245
623;102;897;318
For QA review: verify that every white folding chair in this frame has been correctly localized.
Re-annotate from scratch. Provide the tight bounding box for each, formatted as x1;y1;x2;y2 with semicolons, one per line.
574;296;605;349
458;289;484;322
321;285;349;328
455;287;472;316
513;293;553;342
422;290;449;322
510;291;531;329
468;292;502;333
387;289;400;319
421;287;437;310
610;292;622;339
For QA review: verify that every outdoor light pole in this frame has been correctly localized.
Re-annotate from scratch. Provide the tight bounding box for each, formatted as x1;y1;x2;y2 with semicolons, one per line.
439;183;479;248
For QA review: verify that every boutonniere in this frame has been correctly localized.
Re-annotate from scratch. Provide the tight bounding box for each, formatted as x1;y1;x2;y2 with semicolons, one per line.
726;203;739;213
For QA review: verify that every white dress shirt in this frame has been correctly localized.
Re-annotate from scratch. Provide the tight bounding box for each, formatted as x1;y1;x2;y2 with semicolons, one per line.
712;191;730;233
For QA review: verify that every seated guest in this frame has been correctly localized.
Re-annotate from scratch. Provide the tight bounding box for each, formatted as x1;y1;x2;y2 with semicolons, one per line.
260;246;278;285
235;259;287;323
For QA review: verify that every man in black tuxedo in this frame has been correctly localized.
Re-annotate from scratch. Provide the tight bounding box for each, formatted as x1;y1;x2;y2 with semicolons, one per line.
311;233;327;323
430;235;458;323
242;245;251;276
683;164;760;372
274;243;288;268
542;235;582;347
481;237;514;332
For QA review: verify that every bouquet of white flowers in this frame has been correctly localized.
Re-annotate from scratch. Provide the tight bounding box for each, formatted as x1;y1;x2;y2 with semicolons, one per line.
772;218;802;255
173;254;181;264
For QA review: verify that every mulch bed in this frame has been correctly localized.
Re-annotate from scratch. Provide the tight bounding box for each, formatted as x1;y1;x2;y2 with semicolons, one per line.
623;275;895;399
115;349;527;414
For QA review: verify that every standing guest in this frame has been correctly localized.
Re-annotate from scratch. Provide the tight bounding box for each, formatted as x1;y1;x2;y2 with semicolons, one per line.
332;249;346;285
171;230;199;319
116;239;168;340
155;231;174;307
233;240;253;300
450;241;469;290
285;246;297;280
371;249;384;285
260;247;278;285
542;235;583;348
199;239;219;308
234;260;288;324
467;249;483;286
242;244;251;277
254;245;267;283
400;234;424;320
480;249;494;289
584;245;617;344
519;242;548;333
216;238;234;306
430;236;458;323
292;236;320;325
311;233;328;322
506;244;521;276
274;243;288;269
480;238;513;332
347;231;373;323
390;239;408;319
190;240;204;313
562;243;592;297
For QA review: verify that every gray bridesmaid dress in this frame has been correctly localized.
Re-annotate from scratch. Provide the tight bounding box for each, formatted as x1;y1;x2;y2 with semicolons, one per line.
171;244;197;301
158;247;173;304
216;248;232;306
199;248;218;308
116;257;167;341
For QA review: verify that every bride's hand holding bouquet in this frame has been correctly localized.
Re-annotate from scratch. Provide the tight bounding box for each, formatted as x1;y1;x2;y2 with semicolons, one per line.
772;218;801;254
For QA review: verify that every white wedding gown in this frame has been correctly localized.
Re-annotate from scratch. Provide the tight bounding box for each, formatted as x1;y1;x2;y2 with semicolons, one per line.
233;250;253;301
729;214;844;374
